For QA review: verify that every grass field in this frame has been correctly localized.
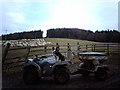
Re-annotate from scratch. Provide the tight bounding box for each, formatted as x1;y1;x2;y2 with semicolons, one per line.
2;38;116;47
44;38;109;45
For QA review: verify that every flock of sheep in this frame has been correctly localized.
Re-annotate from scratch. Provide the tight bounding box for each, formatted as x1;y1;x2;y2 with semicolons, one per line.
1;39;52;47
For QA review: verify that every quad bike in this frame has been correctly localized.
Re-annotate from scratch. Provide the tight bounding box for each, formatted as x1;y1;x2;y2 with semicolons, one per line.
23;47;70;84
71;52;109;81
23;46;109;85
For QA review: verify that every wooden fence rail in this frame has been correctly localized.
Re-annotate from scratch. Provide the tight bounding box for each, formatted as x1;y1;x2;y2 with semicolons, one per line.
2;43;120;73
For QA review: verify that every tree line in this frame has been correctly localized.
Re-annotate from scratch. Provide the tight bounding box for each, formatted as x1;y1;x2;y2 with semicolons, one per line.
1;30;43;40
1;28;120;43
47;28;120;43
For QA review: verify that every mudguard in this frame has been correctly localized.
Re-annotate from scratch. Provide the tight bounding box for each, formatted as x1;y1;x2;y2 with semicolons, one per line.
23;61;42;77
52;61;69;72
95;65;110;72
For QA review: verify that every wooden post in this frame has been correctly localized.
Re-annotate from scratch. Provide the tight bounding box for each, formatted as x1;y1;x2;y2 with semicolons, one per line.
86;45;88;52
107;44;109;55
93;44;96;52
92;45;94;52
77;42;80;56
25;47;30;60
2;43;11;64
44;45;47;52
67;43;72;60
2;43;11;72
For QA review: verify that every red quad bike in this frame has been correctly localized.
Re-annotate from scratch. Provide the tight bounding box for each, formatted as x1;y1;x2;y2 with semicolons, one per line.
71;52;110;81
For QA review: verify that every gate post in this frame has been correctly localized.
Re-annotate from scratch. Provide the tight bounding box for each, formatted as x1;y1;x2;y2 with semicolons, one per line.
44;45;47;53
107;44;109;55
77;42;80;56
25;47;30;60
2;43;11;64
67;43;72;60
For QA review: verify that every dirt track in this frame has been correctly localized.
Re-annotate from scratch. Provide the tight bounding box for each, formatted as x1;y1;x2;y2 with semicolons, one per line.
2;62;120;89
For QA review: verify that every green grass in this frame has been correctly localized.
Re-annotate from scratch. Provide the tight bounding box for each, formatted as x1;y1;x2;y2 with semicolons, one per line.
45;38;102;45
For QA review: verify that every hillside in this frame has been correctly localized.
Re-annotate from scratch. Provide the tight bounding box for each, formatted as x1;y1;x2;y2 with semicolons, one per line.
1;28;120;43
1;30;43;40
2;38;116;47
47;28;120;43
44;38;107;45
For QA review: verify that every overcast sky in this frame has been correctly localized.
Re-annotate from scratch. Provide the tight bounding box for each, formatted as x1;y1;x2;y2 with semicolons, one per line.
1;0;119;37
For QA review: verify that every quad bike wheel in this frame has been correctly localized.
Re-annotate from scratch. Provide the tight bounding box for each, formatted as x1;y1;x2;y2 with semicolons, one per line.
23;67;39;85
95;68;108;81
82;71;90;77
54;68;70;84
